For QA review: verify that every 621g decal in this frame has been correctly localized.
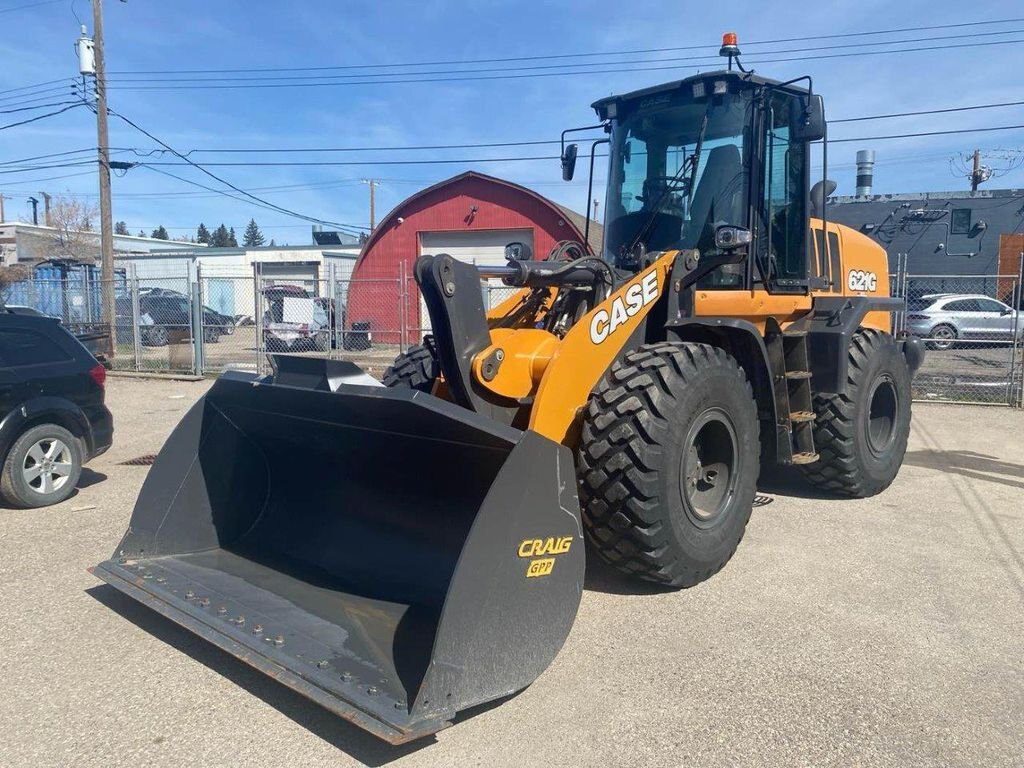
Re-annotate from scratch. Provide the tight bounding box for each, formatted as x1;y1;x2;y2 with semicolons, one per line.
847;269;878;292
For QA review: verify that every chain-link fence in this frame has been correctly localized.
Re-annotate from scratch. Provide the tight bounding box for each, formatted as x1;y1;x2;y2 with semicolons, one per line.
4;259;1023;406
893;271;1023;406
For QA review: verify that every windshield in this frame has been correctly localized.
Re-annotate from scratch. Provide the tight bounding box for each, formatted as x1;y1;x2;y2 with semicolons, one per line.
604;90;753;269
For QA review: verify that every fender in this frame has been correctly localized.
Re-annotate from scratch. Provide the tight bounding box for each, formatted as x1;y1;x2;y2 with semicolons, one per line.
806;296;904;394
666;316;779;448
0;396;93;461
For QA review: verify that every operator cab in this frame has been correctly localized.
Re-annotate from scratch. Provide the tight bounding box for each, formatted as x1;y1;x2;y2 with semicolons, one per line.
589;54;826;294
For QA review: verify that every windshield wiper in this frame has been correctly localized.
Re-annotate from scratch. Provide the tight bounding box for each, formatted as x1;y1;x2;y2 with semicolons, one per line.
624;102;713;261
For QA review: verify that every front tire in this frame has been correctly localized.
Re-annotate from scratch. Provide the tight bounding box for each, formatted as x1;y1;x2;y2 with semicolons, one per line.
578;342;760;587
1;424;83;508
383;339;438;392
801;329;911;497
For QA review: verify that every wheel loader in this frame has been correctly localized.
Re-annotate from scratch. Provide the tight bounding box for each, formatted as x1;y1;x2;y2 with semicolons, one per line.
92;35;924;744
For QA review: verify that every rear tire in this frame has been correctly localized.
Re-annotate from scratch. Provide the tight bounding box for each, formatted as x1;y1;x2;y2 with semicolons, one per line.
382;338;438;392
1;424;83;509
578;342;760;587
801;329;911;497
927;323;956;350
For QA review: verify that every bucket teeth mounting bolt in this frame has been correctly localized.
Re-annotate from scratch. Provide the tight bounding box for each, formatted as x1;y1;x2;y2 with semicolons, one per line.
268;635;284;647
198;598;210;607
217;607;227;614
316;660;329;669
367;686;379;696
185;590;195;599
229;616;245;625
156;577;166;583
340;672;352;682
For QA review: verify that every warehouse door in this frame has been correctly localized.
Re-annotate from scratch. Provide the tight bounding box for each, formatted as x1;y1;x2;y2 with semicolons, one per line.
417;229;533;331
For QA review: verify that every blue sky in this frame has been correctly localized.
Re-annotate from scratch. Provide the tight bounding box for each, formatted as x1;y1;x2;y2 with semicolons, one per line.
1;0;1022;243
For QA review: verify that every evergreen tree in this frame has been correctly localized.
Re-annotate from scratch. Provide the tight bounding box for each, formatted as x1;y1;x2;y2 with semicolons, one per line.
268;238;276;247
227;226;238;247
114;221;129;235
151;225;169;240
196;222;211;244
242;218;265;247
137;230;145;238
211;223;230;247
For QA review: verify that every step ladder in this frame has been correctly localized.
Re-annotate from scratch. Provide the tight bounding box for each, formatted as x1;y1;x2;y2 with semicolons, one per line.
766;327;819;465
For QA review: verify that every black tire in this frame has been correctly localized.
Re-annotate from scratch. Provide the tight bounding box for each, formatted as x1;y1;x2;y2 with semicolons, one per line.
382;339;438;392
1;423;83;509
203;327;220;344
801;328;911;497
578;342;760;587
927;323;957;351
148;326;169;347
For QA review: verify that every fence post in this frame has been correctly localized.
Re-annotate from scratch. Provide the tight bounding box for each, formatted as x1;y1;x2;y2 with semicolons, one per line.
130;263;142;371
190;276;203;377
193;261;205;374
253;261;265;375
399;260;407;352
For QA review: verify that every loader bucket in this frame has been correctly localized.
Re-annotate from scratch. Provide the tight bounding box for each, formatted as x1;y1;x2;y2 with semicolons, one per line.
91;357;584;744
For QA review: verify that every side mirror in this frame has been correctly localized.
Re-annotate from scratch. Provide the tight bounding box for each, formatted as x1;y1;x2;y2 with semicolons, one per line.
1001;308;1013;316
791;94;826;142
561;143;578;181
504;241;533;261
714;224;752;252
810;179;838;217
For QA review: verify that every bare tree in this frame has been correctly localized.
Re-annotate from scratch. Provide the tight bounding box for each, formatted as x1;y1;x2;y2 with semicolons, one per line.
39;195;101;262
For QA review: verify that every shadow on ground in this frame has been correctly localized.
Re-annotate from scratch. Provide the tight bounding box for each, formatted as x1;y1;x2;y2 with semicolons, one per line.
903;450;1024;491
85;584;437;766
77;468;108;489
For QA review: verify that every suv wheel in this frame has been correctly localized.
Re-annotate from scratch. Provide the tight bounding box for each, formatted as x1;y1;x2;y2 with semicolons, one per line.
1;424;83;508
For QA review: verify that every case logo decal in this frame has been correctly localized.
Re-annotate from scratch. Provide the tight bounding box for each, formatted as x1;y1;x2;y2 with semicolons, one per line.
590;270;659;344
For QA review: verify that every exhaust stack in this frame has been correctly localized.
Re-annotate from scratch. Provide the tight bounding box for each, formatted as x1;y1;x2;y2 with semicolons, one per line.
856;149;875;197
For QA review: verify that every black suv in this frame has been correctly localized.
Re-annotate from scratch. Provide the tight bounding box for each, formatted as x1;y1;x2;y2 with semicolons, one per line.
0;310;113;508
115;291;234;346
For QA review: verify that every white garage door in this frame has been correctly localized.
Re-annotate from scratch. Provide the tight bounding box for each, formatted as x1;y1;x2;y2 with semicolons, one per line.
418;229;534;330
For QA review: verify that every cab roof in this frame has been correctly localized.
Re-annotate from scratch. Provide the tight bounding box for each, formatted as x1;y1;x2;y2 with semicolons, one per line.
591;70;807;120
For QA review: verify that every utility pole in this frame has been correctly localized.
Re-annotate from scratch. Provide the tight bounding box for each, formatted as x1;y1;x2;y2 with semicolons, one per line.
90;0;116;351
361;178;379;230
970;149;981;193
592;199;599;220
40;191;52;226
0;193;8;223
28;196;39;225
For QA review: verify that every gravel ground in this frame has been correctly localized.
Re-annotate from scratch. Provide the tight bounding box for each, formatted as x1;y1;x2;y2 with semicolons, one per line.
0;376;1021;768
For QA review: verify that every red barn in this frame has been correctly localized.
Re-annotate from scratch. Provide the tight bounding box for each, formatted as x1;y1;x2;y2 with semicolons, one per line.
346;172;599;344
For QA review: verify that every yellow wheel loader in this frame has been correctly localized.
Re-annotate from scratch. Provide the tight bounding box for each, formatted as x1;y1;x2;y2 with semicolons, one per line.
92;38;923;744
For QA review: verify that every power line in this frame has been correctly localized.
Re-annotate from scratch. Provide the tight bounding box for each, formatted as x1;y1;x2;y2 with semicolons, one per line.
102;38;1024;91
104;106;370;232
832;99;1024;123
110;99;1022;157
0;100;81;115
0;147;96;166
0;102;83;131
105;29;1024;85
144;166;368;232
829;124;1024;143
108;17;1024;75
0;0;63;14
0;77;69;96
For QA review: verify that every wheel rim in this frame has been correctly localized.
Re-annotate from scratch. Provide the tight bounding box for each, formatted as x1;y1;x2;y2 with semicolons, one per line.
931;326;954;348
678;408;739;528
22;438;73;495
866;376;899;455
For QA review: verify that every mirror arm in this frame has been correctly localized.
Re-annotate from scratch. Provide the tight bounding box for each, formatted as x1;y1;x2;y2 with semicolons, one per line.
561;123;608;157
584;138;611;255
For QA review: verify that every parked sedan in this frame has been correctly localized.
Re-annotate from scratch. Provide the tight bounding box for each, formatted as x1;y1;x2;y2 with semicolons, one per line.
906;293;1022;350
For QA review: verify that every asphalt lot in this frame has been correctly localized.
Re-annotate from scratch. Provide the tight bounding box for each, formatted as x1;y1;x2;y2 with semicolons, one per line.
0;377;1021;767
